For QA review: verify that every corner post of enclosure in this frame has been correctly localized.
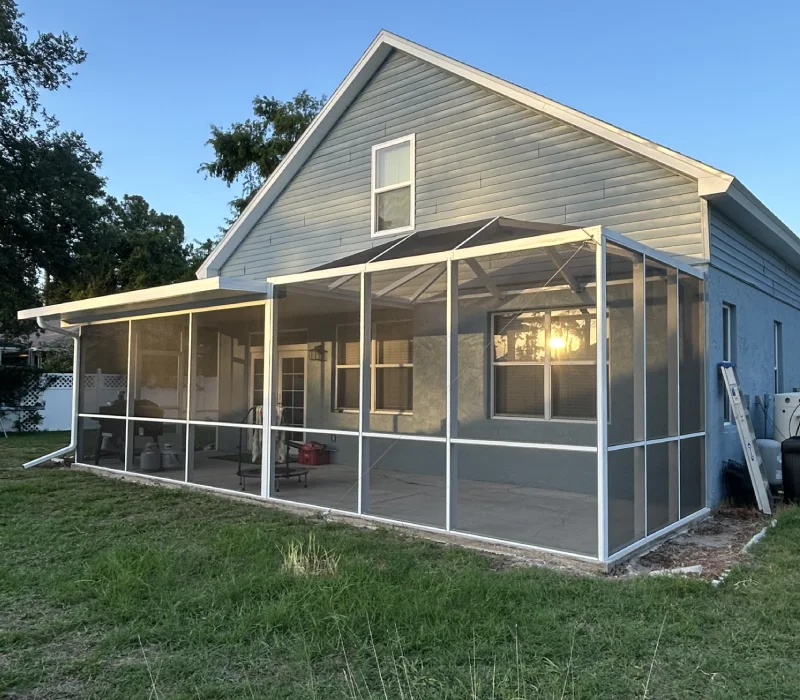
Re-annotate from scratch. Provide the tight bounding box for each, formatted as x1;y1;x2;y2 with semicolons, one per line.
596;234;609;561
261;284;276;499
358;272;372;514
446;258;459;531
633;255;646;536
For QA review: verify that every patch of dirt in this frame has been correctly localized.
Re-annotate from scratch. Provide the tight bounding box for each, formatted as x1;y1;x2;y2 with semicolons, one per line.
619;506;771;579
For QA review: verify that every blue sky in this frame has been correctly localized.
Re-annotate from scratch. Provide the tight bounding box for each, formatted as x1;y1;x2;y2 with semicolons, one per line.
21;0;800;244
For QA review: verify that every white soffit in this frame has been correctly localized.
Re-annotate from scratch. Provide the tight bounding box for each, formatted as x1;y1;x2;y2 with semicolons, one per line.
17;277;269;325
196;30;796;278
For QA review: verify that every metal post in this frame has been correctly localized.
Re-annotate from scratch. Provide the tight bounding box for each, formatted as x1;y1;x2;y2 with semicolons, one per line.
184;313;195;483
124;320;134;472
633;256;646;538
446;259;459;531
358;272;372;514
596;237;608;561
675;273;682;518
261;289;275;499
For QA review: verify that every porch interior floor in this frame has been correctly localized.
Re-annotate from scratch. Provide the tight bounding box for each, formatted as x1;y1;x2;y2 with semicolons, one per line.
181;454;599;556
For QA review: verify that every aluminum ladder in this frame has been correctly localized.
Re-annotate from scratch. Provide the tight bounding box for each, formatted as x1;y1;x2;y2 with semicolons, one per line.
719;362;773;515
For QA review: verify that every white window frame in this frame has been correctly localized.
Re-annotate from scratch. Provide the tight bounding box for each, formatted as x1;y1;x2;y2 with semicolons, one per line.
334;324;360;412
335;320;414;415
371;134;415;238
722;303;734;424
491;309;603;422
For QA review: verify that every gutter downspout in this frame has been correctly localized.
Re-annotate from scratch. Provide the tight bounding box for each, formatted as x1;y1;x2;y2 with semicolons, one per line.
23;318;80;468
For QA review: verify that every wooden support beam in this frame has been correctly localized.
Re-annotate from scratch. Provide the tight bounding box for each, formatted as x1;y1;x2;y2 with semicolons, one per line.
328;274;356;290
547;248;584;293
374;264;435;298
465;258;502;299
409;266;445;302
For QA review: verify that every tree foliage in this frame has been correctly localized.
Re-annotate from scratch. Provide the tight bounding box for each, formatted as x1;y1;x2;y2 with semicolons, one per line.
0;0;103;339
200;91;325;222
0;1;207;342
49;194;204;302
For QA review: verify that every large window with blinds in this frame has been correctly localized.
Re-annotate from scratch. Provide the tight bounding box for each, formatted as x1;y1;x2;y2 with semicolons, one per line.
335;320;414;413
492;309;600;421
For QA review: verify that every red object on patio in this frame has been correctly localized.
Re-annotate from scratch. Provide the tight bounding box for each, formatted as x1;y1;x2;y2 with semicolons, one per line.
297;442;330;466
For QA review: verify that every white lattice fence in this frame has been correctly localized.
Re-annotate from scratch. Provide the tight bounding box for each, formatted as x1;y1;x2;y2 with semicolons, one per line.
0;373;74;432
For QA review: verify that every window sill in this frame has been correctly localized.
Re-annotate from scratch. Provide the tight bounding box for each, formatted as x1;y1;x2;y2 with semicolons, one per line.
492;414;597;424
334;408;414;416
371;225;414;239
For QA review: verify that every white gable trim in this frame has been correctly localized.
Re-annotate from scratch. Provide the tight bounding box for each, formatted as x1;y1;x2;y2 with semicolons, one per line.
198;30;793;278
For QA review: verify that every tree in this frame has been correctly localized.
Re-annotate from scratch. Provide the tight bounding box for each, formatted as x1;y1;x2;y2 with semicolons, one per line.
49;194;206;302
200;91;325;223
0;0;103;340
0;1;210;341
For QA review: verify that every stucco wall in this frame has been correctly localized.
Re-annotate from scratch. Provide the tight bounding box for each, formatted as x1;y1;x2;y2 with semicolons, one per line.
705;265;800;503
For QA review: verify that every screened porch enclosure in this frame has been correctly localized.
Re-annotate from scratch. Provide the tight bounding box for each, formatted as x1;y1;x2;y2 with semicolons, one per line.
69;219;706;563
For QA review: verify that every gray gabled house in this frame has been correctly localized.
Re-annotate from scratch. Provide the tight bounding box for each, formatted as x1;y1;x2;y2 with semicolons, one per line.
19;31;800;565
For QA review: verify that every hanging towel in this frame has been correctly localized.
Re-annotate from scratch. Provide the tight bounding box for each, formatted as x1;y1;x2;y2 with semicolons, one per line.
251;405;263;463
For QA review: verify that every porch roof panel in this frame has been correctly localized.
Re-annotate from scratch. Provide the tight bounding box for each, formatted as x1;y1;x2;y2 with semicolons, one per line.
17;277;269;326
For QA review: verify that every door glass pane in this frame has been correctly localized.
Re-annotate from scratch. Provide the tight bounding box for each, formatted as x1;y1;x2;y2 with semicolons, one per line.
278;355;305;442
252;358;264;408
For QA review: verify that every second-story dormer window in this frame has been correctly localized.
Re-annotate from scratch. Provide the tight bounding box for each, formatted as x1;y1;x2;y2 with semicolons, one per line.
372;134;414;236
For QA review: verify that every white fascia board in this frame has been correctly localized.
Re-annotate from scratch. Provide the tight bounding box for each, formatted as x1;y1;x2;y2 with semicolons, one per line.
17;277;269;321
700;176;800;271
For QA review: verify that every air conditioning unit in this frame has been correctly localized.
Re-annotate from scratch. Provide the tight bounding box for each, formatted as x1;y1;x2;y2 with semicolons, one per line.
774;392;800;441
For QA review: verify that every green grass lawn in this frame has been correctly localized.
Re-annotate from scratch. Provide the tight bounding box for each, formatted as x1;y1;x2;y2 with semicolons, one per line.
2;432;799;699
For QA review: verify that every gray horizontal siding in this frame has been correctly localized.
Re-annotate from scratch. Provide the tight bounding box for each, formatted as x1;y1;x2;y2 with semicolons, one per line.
222;50;704;279
709;207;800;309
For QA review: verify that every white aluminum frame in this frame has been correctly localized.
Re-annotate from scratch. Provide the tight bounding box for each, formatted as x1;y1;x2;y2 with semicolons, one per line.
61;224;707;565
371;133;415;238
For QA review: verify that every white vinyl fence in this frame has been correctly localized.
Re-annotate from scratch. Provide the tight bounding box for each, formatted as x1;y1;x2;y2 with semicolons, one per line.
0;372;91;432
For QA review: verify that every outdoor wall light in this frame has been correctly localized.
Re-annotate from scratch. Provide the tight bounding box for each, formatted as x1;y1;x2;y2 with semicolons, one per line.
309;343;327;362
